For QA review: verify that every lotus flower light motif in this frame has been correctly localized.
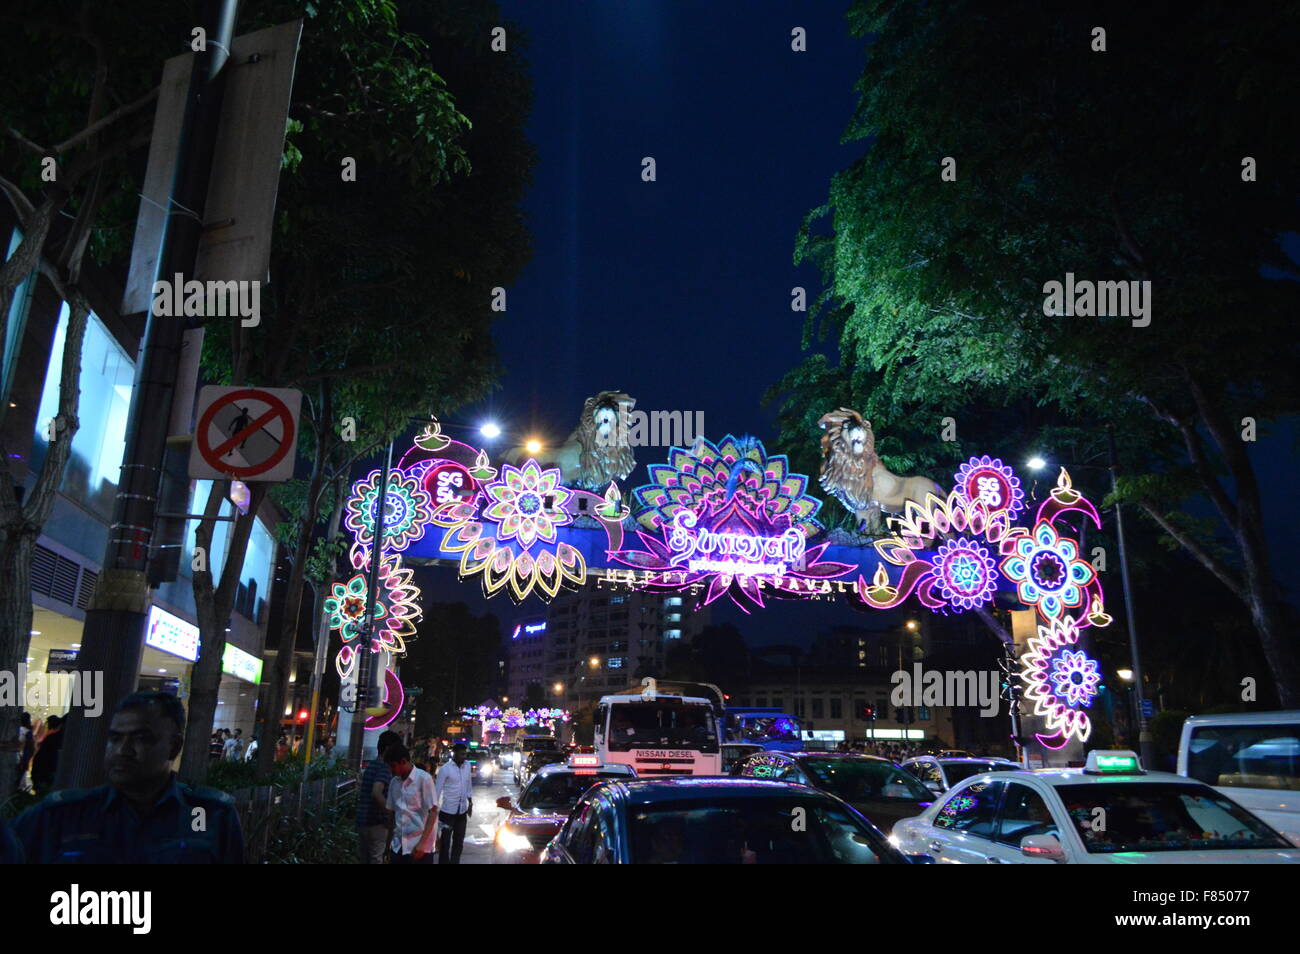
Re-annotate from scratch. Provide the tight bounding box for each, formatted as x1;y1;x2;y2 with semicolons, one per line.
1019;616;1096;744
345;469;433;553
1000;520;1096;623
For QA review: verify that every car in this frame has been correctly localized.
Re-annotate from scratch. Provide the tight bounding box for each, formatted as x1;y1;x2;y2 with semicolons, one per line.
492;757;637;863
539;777;924;864
935;750;973;758
513;735;560;784
465;746;496;783
893;750;1300;864
732;750;935;832
517;749;567;790
721;742;764;774
903;755;1023;794
1177;710;1300;837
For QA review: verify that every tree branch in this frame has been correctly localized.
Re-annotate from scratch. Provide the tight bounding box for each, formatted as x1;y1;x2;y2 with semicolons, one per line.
1137;501;1246;601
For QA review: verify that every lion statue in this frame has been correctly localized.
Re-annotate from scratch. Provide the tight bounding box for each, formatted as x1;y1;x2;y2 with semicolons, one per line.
818;408;943;533
506;391;636;491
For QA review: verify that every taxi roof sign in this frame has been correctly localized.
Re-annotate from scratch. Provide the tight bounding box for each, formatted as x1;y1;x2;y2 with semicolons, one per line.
1084;750;1143;774
569;753;601;768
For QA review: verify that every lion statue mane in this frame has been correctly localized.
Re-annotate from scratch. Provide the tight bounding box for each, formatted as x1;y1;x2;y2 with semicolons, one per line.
507;391;636;491
818;408;943;533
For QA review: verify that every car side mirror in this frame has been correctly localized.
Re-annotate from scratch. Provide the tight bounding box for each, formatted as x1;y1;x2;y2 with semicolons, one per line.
495;796;514;811
1020;834;1066;862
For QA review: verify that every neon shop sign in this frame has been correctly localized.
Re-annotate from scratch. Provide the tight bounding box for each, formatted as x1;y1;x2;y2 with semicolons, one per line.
668;509;806;578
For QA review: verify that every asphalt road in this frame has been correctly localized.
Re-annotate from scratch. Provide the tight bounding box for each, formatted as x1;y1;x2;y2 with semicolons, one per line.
460;766;519;864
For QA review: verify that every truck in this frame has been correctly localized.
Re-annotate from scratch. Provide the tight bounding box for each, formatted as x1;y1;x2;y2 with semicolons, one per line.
593;679;724;776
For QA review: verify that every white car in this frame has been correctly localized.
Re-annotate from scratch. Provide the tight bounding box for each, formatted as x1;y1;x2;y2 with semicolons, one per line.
894;750;1300;864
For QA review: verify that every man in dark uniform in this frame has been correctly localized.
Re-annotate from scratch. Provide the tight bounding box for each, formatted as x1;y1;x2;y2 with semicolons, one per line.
13;691;244;864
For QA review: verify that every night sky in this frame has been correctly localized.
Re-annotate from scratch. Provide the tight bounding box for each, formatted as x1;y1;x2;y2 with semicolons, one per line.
420;1;1300;644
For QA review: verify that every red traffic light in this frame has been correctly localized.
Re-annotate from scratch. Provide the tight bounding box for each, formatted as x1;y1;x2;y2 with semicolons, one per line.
297;710;309;722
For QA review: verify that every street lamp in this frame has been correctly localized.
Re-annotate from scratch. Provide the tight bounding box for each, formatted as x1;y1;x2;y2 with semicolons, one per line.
589;656;601;668
1026;456;1047;471
526;439;543;455
553;682;563;695
480;422;502;440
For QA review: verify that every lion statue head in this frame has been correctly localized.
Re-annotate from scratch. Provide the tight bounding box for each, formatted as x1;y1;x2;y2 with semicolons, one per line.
571;390;636;489
818;408;878;516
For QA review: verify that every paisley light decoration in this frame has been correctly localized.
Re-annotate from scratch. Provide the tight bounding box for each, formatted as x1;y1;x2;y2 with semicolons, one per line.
431;458;609;603
364;668;406;730
331;554;422;679
611;435;852;612
344;469;433;554
856;489;1019;613
1019;615;1097;746
953;455;1025;521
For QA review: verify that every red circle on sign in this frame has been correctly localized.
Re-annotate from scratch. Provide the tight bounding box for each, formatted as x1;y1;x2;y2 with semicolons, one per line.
424;461;476;506
964;469;1011;512
195;388;295;479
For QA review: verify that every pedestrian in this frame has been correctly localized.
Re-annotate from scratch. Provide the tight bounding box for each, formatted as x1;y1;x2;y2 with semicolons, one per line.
275;736;289;761
16;711;35;793
13;691;244;863
223;729;243;761
384;744;437;864
29;714;64;796
244;735;259;762
357;730;401;864
210;729;225;761
434;742;473;864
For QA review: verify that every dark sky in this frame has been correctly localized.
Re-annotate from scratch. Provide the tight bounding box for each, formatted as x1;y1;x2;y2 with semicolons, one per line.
420;1;1300;643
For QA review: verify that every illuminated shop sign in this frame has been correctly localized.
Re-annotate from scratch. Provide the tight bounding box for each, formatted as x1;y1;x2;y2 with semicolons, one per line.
145;606;200;662
221;642;263;684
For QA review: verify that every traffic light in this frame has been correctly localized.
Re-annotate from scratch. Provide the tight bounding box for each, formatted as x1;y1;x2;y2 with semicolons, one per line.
861;705;877;721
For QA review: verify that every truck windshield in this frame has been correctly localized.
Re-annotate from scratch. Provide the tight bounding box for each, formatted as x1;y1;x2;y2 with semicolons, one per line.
608;703;718;752
1185;725;1300;792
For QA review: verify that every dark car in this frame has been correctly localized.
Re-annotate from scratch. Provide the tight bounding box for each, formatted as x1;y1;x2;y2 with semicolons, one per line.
493;761;637;863
519;749;567;789
732;751;935;833
539;777;923;864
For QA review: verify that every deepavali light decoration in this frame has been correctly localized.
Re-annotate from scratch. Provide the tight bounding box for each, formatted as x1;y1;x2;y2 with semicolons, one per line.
856;490;1018;614
953;455;1025;521
1000;520;1096;623
461;705;571;732
330;554;422;680
430;458;624;604
611;435;853;611
1019;615;1099;748
345;469;434;554
365;668;406;730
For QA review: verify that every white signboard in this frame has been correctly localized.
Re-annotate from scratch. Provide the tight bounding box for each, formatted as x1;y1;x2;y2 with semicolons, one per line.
146;606;200;662
189;385;301;482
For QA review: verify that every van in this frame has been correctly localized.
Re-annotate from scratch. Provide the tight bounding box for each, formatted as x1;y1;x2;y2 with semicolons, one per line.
1177;711;1300;838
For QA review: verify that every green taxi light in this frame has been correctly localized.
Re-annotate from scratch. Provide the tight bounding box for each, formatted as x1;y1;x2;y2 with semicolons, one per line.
1094;755;1139;772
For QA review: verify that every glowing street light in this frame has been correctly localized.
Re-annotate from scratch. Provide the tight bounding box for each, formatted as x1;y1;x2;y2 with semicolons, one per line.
589;656;601;668
480;422;502;440
525;439;543;455
1027;456;1047;471
553;682;563;694
905;620;919;632
1117;668;1134;682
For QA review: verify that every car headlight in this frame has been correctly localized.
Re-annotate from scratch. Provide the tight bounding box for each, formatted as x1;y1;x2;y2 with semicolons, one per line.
496;828;533;853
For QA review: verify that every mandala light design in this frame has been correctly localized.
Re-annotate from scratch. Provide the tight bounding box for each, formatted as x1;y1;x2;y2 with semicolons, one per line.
1019;616;1097;746
331;555;422;679
931;538;999;611
1000;521;1095;623
432;460;591;604
345;469;433;553
953;455;1025;521
483;460;575;548
1050;649;1101;708
611;436;851;612
857;490;1018;614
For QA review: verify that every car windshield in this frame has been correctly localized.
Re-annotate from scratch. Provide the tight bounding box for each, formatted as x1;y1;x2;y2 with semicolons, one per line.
731;715;800;743
627;798;897;864
608;703;718;752
1185;725;1300;792
1057;783;1291;853
941;761;1020;785
528;751;566;769
519;772;626;811
802;758;933;802
520;738;557;752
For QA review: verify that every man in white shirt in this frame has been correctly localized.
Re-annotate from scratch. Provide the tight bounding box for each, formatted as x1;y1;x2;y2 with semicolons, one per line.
434;743;474;864
385;744;438;863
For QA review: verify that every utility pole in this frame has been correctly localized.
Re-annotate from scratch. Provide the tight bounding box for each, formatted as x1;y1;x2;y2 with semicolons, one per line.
58;0;241;790
1108;427;1154;767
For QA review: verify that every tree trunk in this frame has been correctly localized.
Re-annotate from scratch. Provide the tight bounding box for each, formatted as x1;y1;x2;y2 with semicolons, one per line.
255;429;330;777
0;532;36;795
179;480;269;783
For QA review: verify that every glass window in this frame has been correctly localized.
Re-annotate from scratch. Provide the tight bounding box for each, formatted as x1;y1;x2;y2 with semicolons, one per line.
811;699;824;719
995;783;1059;846
1057;782;1291;854
627;798;890;864
3;228;37;398
940;760;1021;786
933;781;1005;838
830;698;843;719
30;307;132;520
801;758;933;803
1184;724;1300;792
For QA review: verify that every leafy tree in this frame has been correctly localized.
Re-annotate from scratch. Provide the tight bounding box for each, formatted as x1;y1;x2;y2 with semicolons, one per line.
778;0;1300;701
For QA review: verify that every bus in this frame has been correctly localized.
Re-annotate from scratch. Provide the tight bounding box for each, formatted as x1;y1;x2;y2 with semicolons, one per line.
723;707;804;752
593;679;724;776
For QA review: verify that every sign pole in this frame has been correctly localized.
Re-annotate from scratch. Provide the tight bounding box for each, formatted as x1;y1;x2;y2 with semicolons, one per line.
57;0;242;791
348;440;391;769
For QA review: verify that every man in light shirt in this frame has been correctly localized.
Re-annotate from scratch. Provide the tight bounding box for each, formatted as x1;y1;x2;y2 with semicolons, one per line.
385;744;438;864
434;743;474;864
